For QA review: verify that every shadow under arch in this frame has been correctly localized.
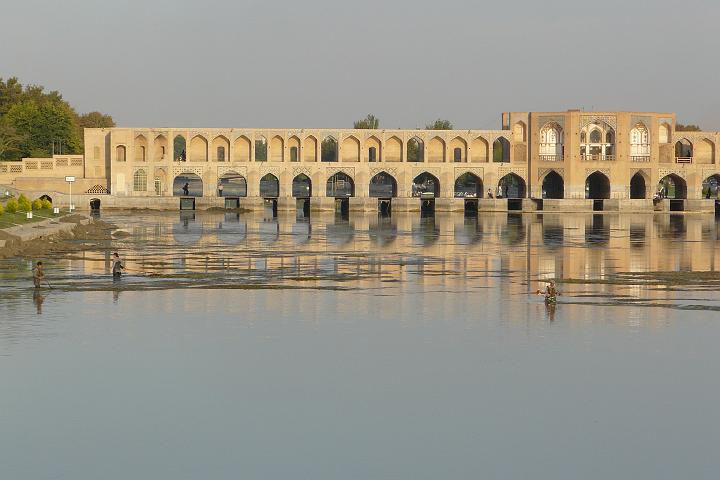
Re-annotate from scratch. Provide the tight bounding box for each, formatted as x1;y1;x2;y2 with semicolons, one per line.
369;171;397;197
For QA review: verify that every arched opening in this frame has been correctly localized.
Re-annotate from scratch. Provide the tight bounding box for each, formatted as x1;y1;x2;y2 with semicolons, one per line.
255;136;267;161
384;136;402;162
39;194;52;204
541;171;564;199
134;135;147;162
90;198;101;210
427;136;445;163
173;135;186;161
212;135;230;162
695;139;715;164
675;139;693;162
153;134;168;161
629;123;650;160
454;173;483;198
260;173;279;198
290;146;299;162
173;173;203;197
367;135;381;162
658;174;687;199
585;171;610;199
450;136;466;163
412;172;440;197
288;136;300;162
471;136;489;162
498;173;526;198
292;174;312;198
580;121;615;160
116;145;126;162
133;169;148;192
321;136;338;162
493;137;510;162
271;136;284;162
702;174;720;199
659;123;670;144
304;136;317;162
407;137;424;162
327;172;354;197
453;148;462;162
341;136;360;162
630;172;647;199
219;172;247;197
369;172;397;197
539;123;564;161
513;121;526;142
189;135;208;162
233;136;251;162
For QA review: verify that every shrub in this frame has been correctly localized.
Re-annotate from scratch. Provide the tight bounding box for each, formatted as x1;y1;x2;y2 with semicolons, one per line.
18;195;32;212
32;199;43;210
0;204;4;216
41;198;52;209
6;198;18;213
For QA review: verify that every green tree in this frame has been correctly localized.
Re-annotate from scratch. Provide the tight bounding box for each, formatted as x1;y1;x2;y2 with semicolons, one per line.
426;119;453;130
353;114;380;129
0;123;27;160
676;123;701;131
0;77;24;116
77;111;116;129
3;100;81;159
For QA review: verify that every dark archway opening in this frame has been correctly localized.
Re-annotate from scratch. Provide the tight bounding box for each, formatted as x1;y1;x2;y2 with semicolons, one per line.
327;172;354;197
542;171;564;199
585;171;610;199
454;173;483;198
173;173;203;197
292;174;312;198
630;173;647;199
260;174;280;198
702;175;720;199
412;172;440;198
219;172;247;198
498;174;526;199
658;174;687;199
370;172;397;198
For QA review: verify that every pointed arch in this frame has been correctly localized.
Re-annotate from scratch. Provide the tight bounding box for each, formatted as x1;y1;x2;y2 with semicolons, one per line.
260;173;279;197
341;135;360;162
366;135;381;162
630;171;647;199
211;135;230;162
412;172;440;197
219;171;247;197
133;169;147;192
173;172;203;196
539;122;564;161
630;122;650;159
173;135;186;161
512;121;526;142
427;136;445;163
188;135;208;162
454;172;482;198
255;135;267;161
321;135;338;162
384;136;402;162
407;136;424;162
675;138;693;161
303;135;317;162
659;123;671;144
115;145;127;162
134;134;147;162
449;136;467;162
288;136;301;162
658;174;687;199
585;171;610;199
493;137;510;163
292;173;312;197
270;135;284;162
702;174;720;199
695;138;715;164
233;135;251;162
541;170;564;199
471;136;489;162
498;173;526;198
327;171;355;197
370;171;397;197
153;134;168;161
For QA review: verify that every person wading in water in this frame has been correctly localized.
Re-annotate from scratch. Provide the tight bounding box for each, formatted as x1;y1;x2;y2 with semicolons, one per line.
536;280;560;304
32;261;45;288
112;252;125;279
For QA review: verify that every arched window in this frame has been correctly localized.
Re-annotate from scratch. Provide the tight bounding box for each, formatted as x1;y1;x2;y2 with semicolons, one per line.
580;121;615;160
133;169;147;192
290;146;298;162
407;137;424;162
255;136;267;161
590;129;602;143
321;136;338;162
116;145;126;162
369;146;377;162
216;146;226;162
675;139;693;161
630;123;650;159
539;123;564;161
453;147;462;162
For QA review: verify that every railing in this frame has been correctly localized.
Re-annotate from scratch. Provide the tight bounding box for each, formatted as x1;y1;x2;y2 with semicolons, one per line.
630;156;650;162
676;157;693;164
539;154;563;162
581;154;615;161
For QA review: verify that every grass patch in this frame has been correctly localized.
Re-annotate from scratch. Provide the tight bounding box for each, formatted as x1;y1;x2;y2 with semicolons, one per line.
0;208;69;230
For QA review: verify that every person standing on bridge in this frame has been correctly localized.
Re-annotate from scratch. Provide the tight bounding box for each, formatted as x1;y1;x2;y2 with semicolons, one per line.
182;182;190;196
112;252;125;279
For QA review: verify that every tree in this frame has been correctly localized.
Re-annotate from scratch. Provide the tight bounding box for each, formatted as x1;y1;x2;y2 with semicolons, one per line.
0;123;27;160
426;118;453;130
77;111;115;129
3;100;81;159
0;77;24;116
676;123;701;132
353;114;380;129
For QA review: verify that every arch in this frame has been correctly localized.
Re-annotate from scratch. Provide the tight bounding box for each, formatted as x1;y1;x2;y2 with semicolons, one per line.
580;120;615;159
695;138;715;164
233;135;251;162
658;174;687;199
341;135;360;162
134;135;147;162
659;123;671;144
539;122;564;160
675;138;693;160
702;174;720;199
407;136;424;162
39;194;52;204
288;136;300;162
454;172;483;198
173;135;186;161
498;173;526;198
212;135;230;162
471;136;489;162
450;136;467;163
260;173;279;197
189;135;208;162
321;136;338;162
133;169;148;192
541;170;564;199
492;137;510;163
115;145;126;162
173;173;203;197
384;136;402;162
303;135;317;162
512;121;526;142
292;173;312;198
89;198;101;210
370;171;397;197
412;172;440;197
630;172;647;199
585;171;610;199
327;172;355;197
366;135;381;162
271;136;284;162
219;171;247;197
153;134;168;161
427;136;445;163
255;135;267;161
629;122;650;158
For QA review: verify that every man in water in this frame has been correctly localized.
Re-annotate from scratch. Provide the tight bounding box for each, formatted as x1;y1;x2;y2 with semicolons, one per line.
32;261;45;288
537;280;560;304
112;252;125;279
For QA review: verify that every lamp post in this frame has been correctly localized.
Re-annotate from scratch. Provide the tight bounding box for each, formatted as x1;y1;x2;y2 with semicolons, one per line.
65;176;76;212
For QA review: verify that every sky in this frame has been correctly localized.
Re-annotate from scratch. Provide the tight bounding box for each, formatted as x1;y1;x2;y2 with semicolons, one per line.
2;0;719;130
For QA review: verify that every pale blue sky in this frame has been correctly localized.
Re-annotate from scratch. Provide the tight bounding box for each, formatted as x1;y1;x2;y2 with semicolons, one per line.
2;0;719;129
